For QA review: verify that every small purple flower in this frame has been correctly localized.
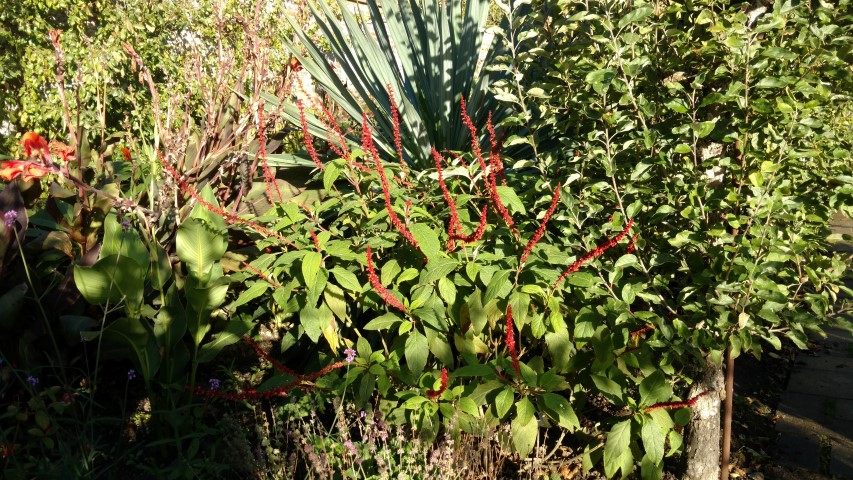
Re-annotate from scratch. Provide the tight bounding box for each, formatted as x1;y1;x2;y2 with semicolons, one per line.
343;440;357;456
209;378;221;390
344;348;356;364
26;375;39;386
4;210;17;228
359;410;366;419
127;369;137;380
121;220;131;232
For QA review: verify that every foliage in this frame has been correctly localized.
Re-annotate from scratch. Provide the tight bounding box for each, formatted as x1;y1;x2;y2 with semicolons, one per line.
2;0;853;478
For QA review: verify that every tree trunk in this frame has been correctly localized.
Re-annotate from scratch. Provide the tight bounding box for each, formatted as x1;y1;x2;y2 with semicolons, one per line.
682;354;725;480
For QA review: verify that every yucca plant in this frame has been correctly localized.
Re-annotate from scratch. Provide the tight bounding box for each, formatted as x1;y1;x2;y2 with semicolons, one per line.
268;0;507;170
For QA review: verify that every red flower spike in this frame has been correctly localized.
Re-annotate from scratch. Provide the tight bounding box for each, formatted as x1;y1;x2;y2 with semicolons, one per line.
242;336;302;378
298;100;325;171
433;148;460;241
487;151;516;235
309;229;321;252
505;306;522;379
387;84;410;180
520;184;561;265
460;97;487;172
485;114;506;185
20;132;49;159
627;233;639;254
120;147;132;161
242;261;282;288
258;104;284;204
644;391;709;412
318;101;350;161
630;325;655;338
366;246;408;313
553;218;635;289
362;116;420;251
426;368;449;401
453;204;489;244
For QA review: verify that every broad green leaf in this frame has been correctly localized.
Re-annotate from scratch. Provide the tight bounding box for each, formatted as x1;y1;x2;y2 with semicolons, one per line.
405;330;429;375
231;282;269;309
641;414;667;465
332;267;362;292
496;185;525;214
364;312;402;330
424;258;459;283
639;371;672;407
410;223;440;261
539;393;580;431
176;217;227;280
617;5;653;28
484;269;512;303
301;251;323;286
495;387;514;419
100;317;161;384
604;419;634;478
100;212;149;268
511;399;538;457
300;306;323;343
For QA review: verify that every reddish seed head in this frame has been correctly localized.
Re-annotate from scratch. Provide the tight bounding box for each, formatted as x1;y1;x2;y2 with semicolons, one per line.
366;246;408;312
505;306;521;378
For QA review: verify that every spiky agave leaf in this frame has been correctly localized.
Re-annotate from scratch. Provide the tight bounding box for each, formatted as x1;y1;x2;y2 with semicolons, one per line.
270;0;508;170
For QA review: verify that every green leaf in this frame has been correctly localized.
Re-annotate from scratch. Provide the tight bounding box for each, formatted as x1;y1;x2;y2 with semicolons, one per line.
100;212;149;268
539;393;580;431
364;312;403;330
424;258;459;283
639;371;672;407
301;251;323;287
495;185;525;214
100;317;161;384
567;271;597;287
484;269;512;303
323;160;341;191
300;306;323;343
197;315;254;363
495;387;514;419
511;398;538;457
231;282;269;309
591;374;624;402
74;255;146;316
176;217;227;280
617;5;653;28
405;330;429;375
332;267;362;293
604;419;634;478
410;223;441;261
585;68;617;95
641;414;667;465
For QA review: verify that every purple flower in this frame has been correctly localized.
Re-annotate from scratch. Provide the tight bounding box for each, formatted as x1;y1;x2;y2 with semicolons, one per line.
359;410;366;419
4;210;17;228
209;378;221;390
121;220;131;232
343;440;357;456
127;369;137;380
344;348;356;364
26;375;39;386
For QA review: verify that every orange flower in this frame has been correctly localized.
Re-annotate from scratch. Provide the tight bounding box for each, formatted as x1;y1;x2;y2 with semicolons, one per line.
20;132;49;158
120;147;132;161
0;161;52;182
49;140;74;163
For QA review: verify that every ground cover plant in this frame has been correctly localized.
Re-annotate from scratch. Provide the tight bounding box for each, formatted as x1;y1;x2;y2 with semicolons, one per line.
1;0;853;479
